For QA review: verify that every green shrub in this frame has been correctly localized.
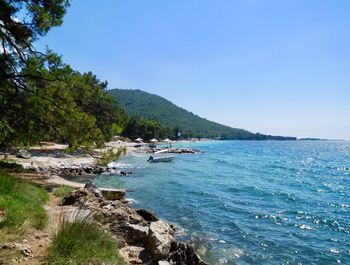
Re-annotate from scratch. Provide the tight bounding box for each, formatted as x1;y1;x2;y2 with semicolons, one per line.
48;216;125;265
53;185;74;203
96;147;127;166
0;174;49;230
0;160;24;170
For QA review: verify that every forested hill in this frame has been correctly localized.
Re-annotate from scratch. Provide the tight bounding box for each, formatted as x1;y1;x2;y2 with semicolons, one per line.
108;89;296;140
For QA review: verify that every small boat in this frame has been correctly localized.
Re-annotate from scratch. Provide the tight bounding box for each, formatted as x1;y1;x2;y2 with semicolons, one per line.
147;155;175;163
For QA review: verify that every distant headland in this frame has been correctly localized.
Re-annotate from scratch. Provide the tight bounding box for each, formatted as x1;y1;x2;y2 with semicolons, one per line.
108;89;297;141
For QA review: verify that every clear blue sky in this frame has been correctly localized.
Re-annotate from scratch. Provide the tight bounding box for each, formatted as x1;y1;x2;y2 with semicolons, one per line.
36;0;350;140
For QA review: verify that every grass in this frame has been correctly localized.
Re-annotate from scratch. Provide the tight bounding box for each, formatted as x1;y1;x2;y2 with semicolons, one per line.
48;216;126;265
53;185;75;203
0;173;49;230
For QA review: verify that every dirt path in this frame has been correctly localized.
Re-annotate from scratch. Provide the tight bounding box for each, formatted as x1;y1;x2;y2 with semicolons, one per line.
10;195;60;265
0;191;75;265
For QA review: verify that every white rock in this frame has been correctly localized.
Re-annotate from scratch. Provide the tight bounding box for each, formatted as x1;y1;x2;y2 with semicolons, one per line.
158;261;173;265
148;220;175;260
100;188;126;200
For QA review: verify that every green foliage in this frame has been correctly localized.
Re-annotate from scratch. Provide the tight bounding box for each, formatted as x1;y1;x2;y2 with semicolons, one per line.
109;89;297;140
0;1;127;148
96;147;127;166
48;217;125;265
0;160;23;170
0;0;69;145
53;185;74;203
0;174;49;230
1;56;127;148
112;123;124;135
122;116;173;141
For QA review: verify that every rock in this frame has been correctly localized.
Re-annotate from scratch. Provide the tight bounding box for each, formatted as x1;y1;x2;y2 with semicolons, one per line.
34;232;49;239
16;243;33;257
125;224;149;244
84;181;103;198
0;243;16;250
120;245;152;265
61;189;88;206
24;160;115;177
84;180;98;189
121;171;133;176
167;242;208;265
17;149;32;159
83;167;93;174
0;243;33;258
154;148;204;154
100;188;126;201
46;165;110;176
51;185;206;264
93;166;106;174
158;261;173;265
148;220;175;260
65;208;92;222
136;208;159;222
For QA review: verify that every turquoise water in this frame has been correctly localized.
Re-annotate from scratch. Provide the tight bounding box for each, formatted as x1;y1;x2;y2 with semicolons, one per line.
93;141;350;265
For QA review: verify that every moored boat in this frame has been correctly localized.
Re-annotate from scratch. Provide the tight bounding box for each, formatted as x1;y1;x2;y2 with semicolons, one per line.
147;155;175;163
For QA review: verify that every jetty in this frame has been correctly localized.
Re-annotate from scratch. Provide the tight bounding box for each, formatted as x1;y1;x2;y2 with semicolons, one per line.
153;148;204;154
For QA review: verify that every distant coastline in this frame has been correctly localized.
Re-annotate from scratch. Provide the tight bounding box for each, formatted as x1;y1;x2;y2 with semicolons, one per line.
298;138;346;141
109;88;297;141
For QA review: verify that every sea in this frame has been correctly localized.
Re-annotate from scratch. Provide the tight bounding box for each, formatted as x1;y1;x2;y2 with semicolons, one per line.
91;140;350;265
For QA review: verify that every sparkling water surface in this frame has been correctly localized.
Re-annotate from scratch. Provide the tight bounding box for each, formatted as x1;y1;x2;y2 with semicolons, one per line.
92;141;350;265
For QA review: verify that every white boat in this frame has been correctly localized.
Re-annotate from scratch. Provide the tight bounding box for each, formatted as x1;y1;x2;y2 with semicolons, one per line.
147;155;175;163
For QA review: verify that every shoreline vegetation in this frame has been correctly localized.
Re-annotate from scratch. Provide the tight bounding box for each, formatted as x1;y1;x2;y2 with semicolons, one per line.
0;172;126;265
0;140;208;264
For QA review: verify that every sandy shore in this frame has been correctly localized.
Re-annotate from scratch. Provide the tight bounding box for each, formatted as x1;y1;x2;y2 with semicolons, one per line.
45;175;85;188
12;141;137;170
11;140;203;176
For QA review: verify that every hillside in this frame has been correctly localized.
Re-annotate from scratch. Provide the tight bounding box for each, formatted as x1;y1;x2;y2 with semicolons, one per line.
108;89;296;140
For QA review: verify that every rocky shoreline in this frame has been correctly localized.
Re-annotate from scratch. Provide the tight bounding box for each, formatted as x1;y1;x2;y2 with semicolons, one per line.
153;148;204;154
14;146;204;177
61;183;208;265
9;144;208;264
38;163;120;176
